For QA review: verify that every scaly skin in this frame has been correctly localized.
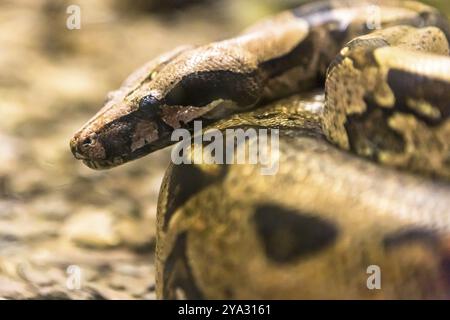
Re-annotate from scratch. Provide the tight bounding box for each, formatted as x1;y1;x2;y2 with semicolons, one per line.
69;0;450;299
70;0;450;176
157;93;450;299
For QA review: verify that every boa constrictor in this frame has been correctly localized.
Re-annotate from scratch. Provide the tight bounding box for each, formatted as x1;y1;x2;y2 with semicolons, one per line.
70;0;450;299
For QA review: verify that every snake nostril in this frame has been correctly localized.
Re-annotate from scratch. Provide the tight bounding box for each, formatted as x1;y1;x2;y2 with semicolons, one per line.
82;137;92;146
82;133;98;147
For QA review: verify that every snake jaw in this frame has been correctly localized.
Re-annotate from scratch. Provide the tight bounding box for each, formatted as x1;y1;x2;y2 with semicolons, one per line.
82;157;124;170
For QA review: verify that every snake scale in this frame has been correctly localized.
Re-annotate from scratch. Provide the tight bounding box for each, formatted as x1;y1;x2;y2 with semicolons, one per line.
70;0;450;299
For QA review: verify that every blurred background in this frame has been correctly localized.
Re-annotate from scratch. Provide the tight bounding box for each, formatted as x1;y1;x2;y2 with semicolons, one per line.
0;0;448;299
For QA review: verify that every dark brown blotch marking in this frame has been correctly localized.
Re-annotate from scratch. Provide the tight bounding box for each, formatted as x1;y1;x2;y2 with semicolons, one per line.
260;30;320;79
327;37;388;77
291;1;333;19
253;204;338;263
344;37;389;69
383;228;450;291
345;97;406;161
387;68;450;126
97;119;133;159
383;228;439;250
418;11;450;43
162;232;204;300
164;70;262;108
162;163;227;231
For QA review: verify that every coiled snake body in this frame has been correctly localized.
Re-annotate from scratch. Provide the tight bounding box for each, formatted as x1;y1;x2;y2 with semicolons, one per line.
71;0;450;299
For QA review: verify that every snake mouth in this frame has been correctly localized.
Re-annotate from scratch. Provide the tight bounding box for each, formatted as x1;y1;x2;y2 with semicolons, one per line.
80;132;177;170
82;158;125;170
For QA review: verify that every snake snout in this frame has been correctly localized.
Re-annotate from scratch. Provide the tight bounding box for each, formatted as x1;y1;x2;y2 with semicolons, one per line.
70;131;106;161
70;137;89;160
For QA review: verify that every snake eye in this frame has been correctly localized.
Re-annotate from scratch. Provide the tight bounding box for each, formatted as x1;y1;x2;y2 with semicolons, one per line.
139;95;159;108
139;95;160;117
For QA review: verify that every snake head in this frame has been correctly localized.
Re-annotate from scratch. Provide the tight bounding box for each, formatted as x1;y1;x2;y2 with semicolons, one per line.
70;44;262;169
